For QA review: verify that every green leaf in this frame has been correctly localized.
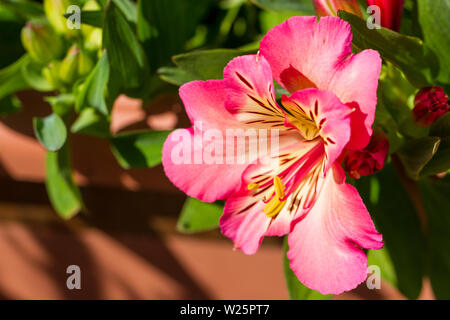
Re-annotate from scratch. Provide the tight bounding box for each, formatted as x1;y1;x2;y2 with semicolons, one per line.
137;0;211;72
103;1;147;89
397;136;441;179
45;143;83;219
112;0;137;23
367;248;398;289
110;130;170;169
251;0;315;14
355;165;426;299
64;10;103;28
0;0;44;21
430;113;450;138
419;177;450;299
76;50;109;115
173;49;252;81
338;11;438;88
71;108;110;138
421;137;450;176
157;66;197;86
0;54;30;100
177;197;223;233
418;0;450;84
282;237;332;300
33;113;67;152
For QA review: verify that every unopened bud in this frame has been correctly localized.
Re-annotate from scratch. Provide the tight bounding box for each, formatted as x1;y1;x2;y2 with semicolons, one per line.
59;45;94;84
44;0;72;34
42;61;63;89
345;131;389;179
413;86;449;126
21;21;64;64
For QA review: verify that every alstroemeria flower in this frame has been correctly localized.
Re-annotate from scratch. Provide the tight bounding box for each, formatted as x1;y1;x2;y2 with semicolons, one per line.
366;0;405;31
163;16;383;294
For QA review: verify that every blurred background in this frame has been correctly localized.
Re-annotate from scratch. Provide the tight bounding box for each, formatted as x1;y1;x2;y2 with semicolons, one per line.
0;0;439;299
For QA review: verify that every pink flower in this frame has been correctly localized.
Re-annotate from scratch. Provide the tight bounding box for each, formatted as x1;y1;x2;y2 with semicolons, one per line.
413;86;449;126
163;16;383;295
345;131;389;179
366;0;405;31
313;0;362;18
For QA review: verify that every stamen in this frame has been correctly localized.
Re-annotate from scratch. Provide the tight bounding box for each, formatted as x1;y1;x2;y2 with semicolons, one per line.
263;176;286;218
247;183;259;190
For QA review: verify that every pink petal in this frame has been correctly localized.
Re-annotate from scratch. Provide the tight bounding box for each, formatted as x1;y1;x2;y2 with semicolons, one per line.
287;165;383;295
179;79;241;130
162;128;249;202
282;89;352;174
260;16;381;149
221;190;270;254
163;80;250;202
260;16;352;92
224;54;286;129
329;50;382;149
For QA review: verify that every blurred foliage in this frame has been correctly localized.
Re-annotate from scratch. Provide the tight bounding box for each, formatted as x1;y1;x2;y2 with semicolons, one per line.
0;0;449;300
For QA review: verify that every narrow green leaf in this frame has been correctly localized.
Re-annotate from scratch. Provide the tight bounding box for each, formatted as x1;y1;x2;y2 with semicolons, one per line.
110;130;170;169
76;50;109;115
283;237;332;300
112;0;137;23
418;0;450;84
338;11;438;87
0;54;30;100
137;0;211;72
173;49;252;81
64;10;103;28
103;1;147;89
177;197;223;233
397;136;441;180
45;143;83;219
419;177;450;299
33;113;67;152
355;165;426;299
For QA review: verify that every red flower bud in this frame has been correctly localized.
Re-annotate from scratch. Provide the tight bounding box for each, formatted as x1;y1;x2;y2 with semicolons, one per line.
413;86;449;126
366;0;405;31
345;131;389;179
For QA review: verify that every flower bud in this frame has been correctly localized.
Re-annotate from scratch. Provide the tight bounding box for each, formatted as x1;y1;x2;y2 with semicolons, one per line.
42;61;63;89
366;0;405;31
313;0;362;18
413;86;449;126
44;0;71;34
59;45;79;84
21;21;64;64
77;48;94;77
345;131;389;179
